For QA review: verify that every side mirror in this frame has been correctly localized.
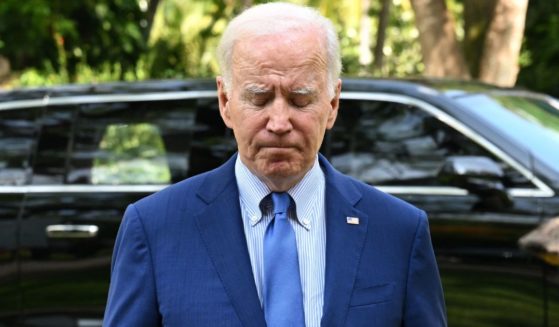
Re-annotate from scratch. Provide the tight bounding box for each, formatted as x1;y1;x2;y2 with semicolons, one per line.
438;156;512;209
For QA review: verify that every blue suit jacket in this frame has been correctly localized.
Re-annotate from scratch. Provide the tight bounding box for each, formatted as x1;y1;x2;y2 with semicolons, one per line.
103;154;447;326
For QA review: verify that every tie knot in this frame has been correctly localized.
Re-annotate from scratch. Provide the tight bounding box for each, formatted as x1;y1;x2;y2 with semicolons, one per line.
271;192;290;215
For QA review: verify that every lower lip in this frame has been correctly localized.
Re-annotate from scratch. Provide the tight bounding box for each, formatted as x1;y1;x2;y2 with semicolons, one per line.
264;146;293;151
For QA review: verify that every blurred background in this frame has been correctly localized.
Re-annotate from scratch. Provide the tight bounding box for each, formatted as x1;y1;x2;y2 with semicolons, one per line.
0;0;557;96
2;2;559;326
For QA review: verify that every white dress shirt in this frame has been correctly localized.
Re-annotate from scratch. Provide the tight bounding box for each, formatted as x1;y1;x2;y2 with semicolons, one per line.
235;156;326;327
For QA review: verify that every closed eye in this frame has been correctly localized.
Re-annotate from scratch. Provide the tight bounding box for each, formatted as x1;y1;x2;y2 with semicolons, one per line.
242;88;273;107
291;95;312;108
251;94;271;106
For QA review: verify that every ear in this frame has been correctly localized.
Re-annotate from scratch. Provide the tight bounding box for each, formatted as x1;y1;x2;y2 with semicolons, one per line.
216;76;233;129
326;79;342;129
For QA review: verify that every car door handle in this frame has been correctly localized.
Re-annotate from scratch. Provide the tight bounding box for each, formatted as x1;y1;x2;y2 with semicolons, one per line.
46;224;99;239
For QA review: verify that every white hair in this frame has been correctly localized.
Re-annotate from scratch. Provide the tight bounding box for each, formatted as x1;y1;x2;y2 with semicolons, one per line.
217;2;341;97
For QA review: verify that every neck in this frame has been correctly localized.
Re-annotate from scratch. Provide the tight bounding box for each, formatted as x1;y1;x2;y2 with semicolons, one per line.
258;173;306;192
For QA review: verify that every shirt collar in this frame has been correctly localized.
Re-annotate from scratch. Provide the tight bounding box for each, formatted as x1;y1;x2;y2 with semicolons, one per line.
235;156;324;230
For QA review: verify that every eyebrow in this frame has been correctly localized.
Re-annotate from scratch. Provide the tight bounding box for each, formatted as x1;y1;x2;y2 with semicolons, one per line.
244;85;271;94
290;87;316;96
243;85;317;96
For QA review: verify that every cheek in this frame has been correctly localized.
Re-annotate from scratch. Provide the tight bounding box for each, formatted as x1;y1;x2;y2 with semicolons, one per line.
231;115;262;147
303;112;329;140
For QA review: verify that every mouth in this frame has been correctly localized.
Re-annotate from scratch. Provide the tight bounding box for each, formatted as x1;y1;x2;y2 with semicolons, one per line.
264;145;292;149
260;145;297;152
257;145;298;158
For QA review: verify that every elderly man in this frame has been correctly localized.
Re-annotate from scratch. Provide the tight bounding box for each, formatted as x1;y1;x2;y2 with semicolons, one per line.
103;2;446;327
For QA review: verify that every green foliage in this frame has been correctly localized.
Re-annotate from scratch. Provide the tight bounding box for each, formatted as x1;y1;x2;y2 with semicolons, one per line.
1;0;425;85
2;0;558;96
0;0;59;70
517;1;559;97
0;0;146;84
382;0;423;76
146;0;221;79
92;123;171;184
308;0;423;77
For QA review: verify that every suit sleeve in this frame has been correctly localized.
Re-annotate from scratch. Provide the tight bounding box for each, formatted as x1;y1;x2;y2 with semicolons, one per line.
404;211;447;327
103;204;161;326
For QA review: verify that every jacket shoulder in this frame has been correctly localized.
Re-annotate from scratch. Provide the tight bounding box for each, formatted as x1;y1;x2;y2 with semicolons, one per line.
343;173;427;228
133;161;235;220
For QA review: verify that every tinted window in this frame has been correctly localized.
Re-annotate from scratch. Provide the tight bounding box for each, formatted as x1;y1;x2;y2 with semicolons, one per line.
72;101;193;185
32;106;74;185
33;97;232;185
457;94;559;176
0;108;40;185
330;99;531;188
92;123;170;184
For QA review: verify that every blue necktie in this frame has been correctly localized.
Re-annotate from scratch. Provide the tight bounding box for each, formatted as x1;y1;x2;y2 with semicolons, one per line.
263;192;305;327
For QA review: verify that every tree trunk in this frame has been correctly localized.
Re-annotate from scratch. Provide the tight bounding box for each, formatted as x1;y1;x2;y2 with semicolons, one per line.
372;0;391;74
242;0;253;9
143;0;160;44
409;0;470;78
358;0;372;69
463;0;498;78
479;0;528;86
0;55;10;84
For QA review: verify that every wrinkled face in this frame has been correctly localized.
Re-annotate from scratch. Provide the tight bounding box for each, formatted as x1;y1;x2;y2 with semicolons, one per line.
217;28;341;191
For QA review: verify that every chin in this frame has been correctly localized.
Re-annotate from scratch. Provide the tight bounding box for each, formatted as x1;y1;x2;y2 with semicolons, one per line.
249;151;310;178
260;160;306;179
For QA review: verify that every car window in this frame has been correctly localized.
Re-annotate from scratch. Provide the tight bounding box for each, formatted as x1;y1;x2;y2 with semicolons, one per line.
330;99;532;188
91;123;171;184
457;93;559;176
32;97;232;185
0;108;40;186
32;106;75;185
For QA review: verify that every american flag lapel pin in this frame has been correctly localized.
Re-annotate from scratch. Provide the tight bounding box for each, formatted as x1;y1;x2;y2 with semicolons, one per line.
346;216;360;225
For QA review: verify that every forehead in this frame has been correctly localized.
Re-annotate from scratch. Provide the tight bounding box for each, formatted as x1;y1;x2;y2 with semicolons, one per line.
231;28;328;84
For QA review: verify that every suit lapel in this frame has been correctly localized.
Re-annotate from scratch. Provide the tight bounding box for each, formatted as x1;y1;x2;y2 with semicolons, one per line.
319;157;369;327
193;155;368;327
194;156;266;327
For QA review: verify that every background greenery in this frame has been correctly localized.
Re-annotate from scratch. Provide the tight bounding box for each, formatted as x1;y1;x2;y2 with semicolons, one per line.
0;0;558;97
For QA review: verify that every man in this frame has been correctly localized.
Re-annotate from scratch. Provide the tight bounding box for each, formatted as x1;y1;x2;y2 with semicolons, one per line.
103;2;447;326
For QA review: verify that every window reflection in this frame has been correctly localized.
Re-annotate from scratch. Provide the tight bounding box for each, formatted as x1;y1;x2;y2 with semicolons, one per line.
332;99;530;188
0;109;39;186
32;98;233;186
92;123;171;184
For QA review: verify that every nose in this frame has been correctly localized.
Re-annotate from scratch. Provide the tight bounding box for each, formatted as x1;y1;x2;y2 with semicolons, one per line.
266;98;293;135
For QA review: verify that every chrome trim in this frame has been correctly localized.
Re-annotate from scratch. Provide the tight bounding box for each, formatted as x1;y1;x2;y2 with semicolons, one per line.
377;186;467;196
78;319;103;327
46;224;99;238
0;184;547;198
0;90;217;111
341;92;555;197
0;185;167;194
0;184;468;196
0;89;554;197
0;98;48;111
436;213;541;225
509;188;554;197
548;97;559;110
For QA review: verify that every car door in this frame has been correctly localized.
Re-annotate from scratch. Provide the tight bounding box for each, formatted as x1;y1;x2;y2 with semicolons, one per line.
327;95;550;327
18;92;231;326
0;105;41;326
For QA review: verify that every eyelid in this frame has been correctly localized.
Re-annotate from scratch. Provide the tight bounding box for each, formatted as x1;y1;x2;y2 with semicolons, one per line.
291;96;313;108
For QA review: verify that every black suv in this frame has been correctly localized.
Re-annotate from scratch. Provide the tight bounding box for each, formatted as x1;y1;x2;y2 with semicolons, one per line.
1;79;558;327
